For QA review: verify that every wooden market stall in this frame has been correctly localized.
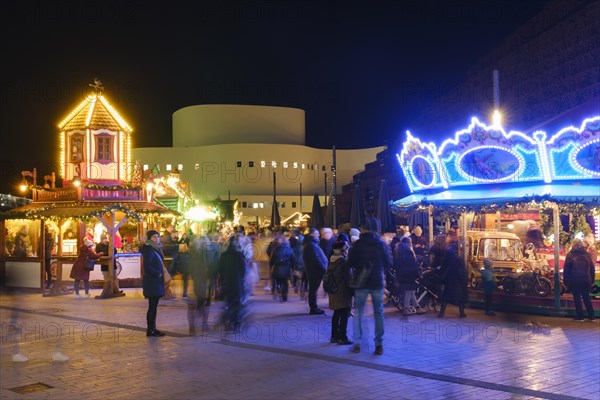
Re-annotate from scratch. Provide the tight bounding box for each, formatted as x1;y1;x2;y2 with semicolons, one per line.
0;81;176;297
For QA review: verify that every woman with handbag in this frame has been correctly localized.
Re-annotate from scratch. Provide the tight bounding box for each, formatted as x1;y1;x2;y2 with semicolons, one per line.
142;230;166;337
70;238;103;299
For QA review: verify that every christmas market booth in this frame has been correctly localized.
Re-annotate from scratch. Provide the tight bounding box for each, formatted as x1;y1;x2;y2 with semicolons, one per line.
393;114;600;316
0;82;177;297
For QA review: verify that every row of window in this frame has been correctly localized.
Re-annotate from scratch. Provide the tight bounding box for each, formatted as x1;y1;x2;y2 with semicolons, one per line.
142;162;335;172
239;201;297;209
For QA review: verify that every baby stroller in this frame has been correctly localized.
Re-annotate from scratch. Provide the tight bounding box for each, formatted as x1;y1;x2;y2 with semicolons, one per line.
384;268;403;311
415;267;442;312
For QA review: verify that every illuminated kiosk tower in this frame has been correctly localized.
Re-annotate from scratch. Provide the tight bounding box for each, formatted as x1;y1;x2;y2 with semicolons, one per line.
59;79;133;186
2;81;173;296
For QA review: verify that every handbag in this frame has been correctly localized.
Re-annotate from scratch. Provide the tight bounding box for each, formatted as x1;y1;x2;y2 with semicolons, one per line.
86;257;96;271
348;261;372;289
163;265;172;286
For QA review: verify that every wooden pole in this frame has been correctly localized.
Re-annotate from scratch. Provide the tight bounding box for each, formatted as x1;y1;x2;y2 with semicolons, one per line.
553;203;561;312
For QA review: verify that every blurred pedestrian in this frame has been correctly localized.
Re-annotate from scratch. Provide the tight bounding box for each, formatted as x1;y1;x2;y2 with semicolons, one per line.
70;238;102;299
219;236;247;331
269;236;295;302
142;230;166;337
44;230;55;289
438;231;468;318
395;236;426;316
564;239;595;321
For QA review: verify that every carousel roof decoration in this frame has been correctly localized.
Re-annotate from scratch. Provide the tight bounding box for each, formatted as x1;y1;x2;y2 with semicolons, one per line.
394;115;600;215
398;115;600;193
58;79;133;133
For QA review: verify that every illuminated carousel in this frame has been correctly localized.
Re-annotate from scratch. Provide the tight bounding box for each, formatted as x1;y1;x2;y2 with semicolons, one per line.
393;113;600;316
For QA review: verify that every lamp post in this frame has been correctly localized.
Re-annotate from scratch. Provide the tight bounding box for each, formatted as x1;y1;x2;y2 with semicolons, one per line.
19;168;37;193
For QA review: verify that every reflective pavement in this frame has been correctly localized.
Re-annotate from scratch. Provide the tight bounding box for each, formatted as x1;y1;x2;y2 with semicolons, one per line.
1;283;599;400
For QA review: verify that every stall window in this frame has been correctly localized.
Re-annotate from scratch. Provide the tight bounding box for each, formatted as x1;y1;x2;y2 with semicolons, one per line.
95;135;114;162
5;219;41;258
70;135;84;162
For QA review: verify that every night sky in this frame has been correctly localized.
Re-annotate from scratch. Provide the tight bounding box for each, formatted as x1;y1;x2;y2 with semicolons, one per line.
0;0;549;193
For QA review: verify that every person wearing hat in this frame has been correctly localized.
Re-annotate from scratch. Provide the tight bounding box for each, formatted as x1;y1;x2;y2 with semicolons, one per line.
142;230;166;336
349;228;360;244
564;238;595;321
410;226;428;257
69;237;103;299
327;240;353;345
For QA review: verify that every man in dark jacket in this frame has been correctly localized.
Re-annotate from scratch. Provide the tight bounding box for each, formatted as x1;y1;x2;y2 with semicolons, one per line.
564;239;595;321
142;230;166;337
347;218;392;355
302;228;328;315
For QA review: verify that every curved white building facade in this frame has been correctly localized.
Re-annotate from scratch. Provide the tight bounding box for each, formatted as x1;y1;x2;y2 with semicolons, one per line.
133;105;382;224
173;104;306;147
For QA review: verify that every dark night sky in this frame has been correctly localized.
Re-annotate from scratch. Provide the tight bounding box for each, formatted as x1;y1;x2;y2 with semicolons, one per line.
0;0;549;192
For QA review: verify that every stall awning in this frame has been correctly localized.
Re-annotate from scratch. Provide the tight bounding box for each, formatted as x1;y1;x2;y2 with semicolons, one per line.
1;201;178;220
392;180;600;212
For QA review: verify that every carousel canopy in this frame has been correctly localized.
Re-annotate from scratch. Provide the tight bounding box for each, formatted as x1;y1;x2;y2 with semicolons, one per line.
392;180;600;213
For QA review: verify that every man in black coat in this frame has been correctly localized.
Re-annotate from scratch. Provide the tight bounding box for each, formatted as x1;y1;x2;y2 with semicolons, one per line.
302;228;328;315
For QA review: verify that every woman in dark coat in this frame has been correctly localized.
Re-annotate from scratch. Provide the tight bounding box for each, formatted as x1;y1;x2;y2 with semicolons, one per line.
564;239;595;321
141;230;166;337
327;241;353;344
270;237;295;302
219;236;247;331
438;234;468;318
395;237;426;316
70;238;102;298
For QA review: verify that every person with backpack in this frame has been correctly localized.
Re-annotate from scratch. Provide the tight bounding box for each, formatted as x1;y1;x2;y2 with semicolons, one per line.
564;239;595;321
326;240;353;345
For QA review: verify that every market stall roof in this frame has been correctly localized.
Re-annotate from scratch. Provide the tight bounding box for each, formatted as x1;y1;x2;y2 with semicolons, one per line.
392;180;600;213
1;201;178;220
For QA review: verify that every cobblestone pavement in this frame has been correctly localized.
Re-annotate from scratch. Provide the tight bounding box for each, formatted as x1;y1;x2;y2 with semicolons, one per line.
1;282;599;400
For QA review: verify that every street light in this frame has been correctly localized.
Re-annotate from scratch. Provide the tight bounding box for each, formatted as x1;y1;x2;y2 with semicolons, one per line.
492;110;502;127
19;168;37;192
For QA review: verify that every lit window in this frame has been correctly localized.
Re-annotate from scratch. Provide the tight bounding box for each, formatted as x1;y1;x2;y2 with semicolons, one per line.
143;164;149;171
178;164;183;171
253;203;258;209
293;162;298;169
195;163;200;170
260;203;265;208
283;162;288;168
96;135;114;162
272;161;277;168
70;135;84;162
301;163;305;169
260;161;266;168
166;164;172;171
